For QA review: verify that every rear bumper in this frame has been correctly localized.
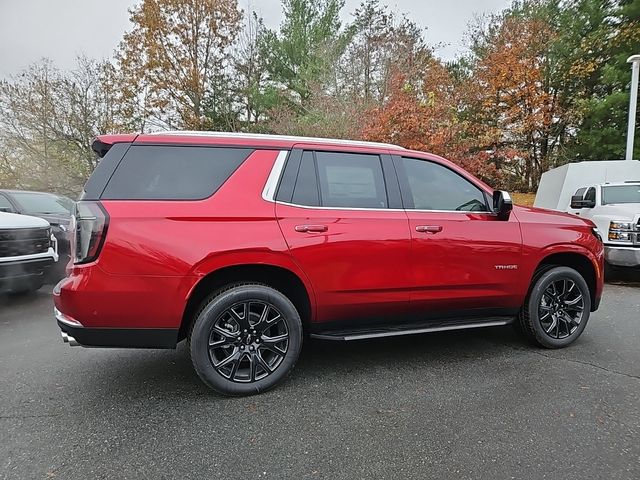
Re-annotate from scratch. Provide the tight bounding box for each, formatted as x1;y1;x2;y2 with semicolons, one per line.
55;307;178;348
605;245;640;267
52;265;191;330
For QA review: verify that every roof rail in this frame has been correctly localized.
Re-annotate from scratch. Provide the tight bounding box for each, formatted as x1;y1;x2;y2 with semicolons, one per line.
146;130;406;150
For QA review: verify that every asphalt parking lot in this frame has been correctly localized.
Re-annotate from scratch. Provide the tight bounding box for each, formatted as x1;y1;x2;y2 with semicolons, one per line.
1;281;639;480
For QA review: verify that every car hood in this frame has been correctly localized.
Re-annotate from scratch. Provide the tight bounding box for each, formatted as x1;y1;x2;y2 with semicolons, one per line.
597;203;640;221
0;211;51;229
513;205;596;227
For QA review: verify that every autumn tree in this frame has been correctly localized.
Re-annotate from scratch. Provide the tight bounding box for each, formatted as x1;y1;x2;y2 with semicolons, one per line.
361;58;501;184
114;0;242;131
460;0;636;189
337;0;431;107
0;57;119;195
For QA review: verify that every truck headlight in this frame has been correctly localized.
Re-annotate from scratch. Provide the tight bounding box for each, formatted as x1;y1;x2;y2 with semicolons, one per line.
609;231;631;241
608;220;634;243
609;221;633;231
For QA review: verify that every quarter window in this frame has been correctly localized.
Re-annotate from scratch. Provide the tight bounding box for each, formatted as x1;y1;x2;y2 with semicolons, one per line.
400;157;488;212
101;146;253;200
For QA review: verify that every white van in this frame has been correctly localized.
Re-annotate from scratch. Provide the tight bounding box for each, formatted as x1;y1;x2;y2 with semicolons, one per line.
535;160;640;269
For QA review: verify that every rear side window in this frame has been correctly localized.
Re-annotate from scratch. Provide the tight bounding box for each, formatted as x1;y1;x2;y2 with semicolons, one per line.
101;146;252;200
315;152;388;208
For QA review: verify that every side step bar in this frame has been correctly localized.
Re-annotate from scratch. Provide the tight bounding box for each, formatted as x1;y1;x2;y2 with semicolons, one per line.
310;319;512;341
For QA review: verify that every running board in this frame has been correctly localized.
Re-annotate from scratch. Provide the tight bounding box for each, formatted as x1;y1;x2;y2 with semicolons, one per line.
309;319;512;341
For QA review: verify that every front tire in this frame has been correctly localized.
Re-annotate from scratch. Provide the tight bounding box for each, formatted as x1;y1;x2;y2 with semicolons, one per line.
519;266;591;349
189;283;303;396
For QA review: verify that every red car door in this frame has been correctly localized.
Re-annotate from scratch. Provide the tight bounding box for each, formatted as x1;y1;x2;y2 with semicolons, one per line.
393;154;524;319
275;147;412;325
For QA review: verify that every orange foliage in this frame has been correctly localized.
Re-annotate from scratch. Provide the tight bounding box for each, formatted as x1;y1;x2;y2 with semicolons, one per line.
361;59;500;185
467;16;558;188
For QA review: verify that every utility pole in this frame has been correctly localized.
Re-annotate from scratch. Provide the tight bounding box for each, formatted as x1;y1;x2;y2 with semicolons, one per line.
626;55;640;160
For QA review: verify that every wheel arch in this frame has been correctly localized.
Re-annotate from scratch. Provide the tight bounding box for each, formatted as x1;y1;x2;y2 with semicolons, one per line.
179;263;314;341
532;250;599;311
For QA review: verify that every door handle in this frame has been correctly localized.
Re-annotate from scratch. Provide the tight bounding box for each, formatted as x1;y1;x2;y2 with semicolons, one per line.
295;224;328;233
415;225;442;234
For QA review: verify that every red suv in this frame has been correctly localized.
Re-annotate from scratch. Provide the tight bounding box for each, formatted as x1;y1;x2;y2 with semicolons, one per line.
54;132;604;396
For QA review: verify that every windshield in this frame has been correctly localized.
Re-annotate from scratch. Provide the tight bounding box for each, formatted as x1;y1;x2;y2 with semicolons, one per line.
11;192;73;215
601;185;640;205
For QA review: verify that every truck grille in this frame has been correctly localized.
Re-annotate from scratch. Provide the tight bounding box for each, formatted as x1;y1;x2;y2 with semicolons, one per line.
0;227;51;257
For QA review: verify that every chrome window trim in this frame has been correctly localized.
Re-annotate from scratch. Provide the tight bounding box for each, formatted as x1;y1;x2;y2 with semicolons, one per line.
262;148;496;214
262;150;289;201
274;199;497;214
275;200;404;212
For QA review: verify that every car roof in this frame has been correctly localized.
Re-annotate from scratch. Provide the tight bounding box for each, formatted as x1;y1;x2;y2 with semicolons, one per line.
94;131;493;191
102;131;407;152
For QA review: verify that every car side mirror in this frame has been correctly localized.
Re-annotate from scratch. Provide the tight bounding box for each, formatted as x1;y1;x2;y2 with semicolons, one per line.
570;195;584;209
493;190;513;221
570;195;595;209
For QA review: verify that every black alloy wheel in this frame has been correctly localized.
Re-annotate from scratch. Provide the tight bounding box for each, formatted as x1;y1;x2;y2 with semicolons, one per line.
189;283;302;396
208;300;290;383
519;266;591;349
538;278;585;339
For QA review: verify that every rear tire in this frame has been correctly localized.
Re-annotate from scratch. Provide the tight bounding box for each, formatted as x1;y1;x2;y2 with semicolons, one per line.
188;283;303;396
519;266;591;349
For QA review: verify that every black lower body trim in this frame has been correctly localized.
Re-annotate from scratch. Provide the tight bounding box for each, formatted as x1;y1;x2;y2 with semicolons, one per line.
57;320;179;349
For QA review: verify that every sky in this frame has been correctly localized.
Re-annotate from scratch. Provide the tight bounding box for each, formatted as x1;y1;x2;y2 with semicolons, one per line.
0;0;511;78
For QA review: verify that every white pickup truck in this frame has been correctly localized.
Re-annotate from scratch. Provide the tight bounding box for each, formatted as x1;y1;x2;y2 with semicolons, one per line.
568;181;640;268
0;211;58;293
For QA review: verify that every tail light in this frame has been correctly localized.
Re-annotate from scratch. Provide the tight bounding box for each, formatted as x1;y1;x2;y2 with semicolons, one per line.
73;201;109;264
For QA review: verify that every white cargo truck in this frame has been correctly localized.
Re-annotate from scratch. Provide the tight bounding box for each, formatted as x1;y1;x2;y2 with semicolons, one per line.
535;160;640;268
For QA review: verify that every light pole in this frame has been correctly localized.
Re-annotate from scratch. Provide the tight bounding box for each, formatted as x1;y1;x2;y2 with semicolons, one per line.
626;54;640;160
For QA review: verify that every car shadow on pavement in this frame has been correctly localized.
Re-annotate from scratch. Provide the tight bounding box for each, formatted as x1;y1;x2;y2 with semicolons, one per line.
606;266;640;286
0;290;42;307
65;324;526;402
